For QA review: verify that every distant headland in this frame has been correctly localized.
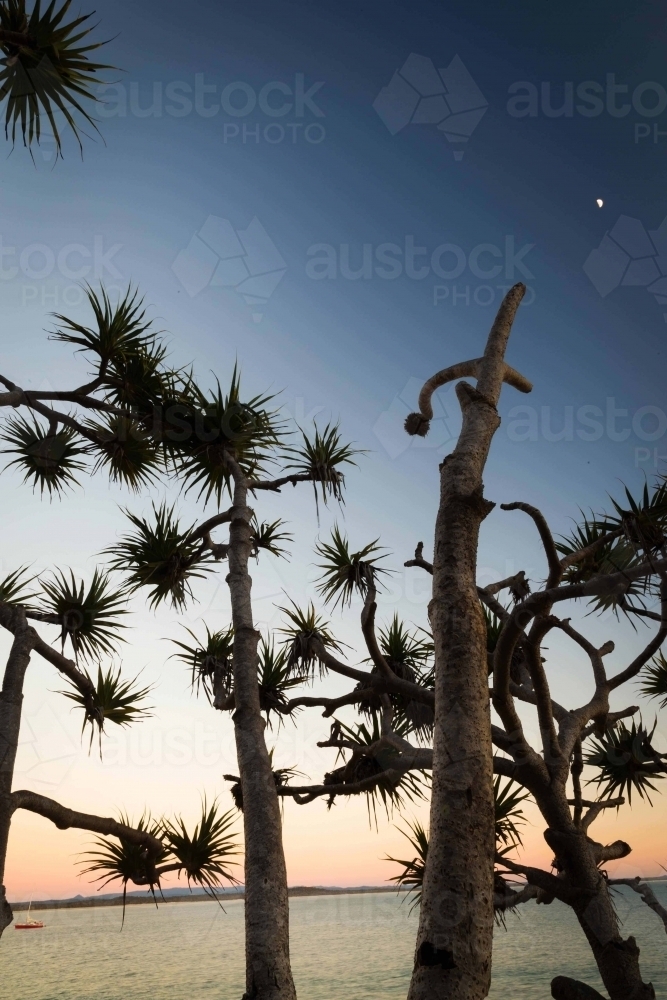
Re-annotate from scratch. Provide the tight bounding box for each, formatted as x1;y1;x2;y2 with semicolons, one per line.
11;884;407;912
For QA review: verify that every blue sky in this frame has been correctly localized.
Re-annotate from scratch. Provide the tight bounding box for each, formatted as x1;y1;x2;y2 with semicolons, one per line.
3;0;667;896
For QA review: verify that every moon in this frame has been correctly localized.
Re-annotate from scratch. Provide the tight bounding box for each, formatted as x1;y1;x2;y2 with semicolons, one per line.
596;199;604;208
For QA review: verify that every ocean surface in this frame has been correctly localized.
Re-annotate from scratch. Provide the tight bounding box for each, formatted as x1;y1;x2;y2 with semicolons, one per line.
2;885;666;999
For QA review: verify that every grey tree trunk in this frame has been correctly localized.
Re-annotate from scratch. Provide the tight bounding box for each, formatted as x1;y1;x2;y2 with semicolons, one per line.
408;285;528;1000
546;823;655;1000
0;607;35;936
227;477;297;1000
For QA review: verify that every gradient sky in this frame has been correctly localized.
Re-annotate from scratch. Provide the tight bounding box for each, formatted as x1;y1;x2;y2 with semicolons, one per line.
2;0;667;901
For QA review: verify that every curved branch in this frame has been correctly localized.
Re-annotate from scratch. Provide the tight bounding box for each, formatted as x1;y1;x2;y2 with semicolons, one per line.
360;576;393;679
566;797;624;833
188;508;234;542
283;689;375;717
404;321;532;437
500;502;561;588
609;577;667;690
314;641;435;707
559;526;624;572
11;790;163;854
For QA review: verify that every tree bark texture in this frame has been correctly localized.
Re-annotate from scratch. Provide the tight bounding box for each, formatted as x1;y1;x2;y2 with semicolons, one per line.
227;481;296;1000
408;284;528;1000
0;608;36;936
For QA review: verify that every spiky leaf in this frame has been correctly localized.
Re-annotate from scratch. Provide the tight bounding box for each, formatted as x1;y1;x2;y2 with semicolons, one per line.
326;712;428;826
250;515;292;559
282;422;359;513
0;565;38;606
258;637;307;724
171;369;284;504
86;414;162;491
0;0;114;156
276;598;345;677
39;567;128;660
315;525;388;609
584;719;666;804
51;286;156;364
1;414;86;495
106;503;213;610
161;800;239;897
639;651;667;709
79;812;167;925
170;624;234;706
60;663;152;756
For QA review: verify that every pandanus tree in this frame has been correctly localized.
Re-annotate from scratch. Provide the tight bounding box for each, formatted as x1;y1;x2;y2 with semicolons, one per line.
0;294;248;935
0;0;114;156
0;286;362;1000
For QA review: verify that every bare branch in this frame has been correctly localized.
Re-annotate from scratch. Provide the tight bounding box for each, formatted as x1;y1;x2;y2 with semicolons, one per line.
277;753;432;804
314;641;435;708
570;797;625;832
556;619;610;690
580;708;638;741
609;577;667;690
11;790;163;854
495;854;582;906
404;542;433;574
282;690;375;717
500;502;561;587
608;878;667;935
189;508;234;542
559;526;624;572
482;570;529;598
494;881;539;911
249;473;315;492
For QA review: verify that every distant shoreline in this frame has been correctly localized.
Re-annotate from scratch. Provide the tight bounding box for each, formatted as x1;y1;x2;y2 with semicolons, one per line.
11;885;407;912
12;876;665;913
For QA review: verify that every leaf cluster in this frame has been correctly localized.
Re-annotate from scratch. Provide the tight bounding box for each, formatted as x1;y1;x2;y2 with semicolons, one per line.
277;598;346;677
315;525;388;609
0;0;114;156
39;567;128;660
584;719;666;804
106;503;213;610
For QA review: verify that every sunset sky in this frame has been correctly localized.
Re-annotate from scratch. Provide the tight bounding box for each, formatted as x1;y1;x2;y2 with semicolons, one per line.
2;0;667;901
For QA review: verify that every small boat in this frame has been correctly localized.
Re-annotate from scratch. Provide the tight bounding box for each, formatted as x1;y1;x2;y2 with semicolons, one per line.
15;900;44;930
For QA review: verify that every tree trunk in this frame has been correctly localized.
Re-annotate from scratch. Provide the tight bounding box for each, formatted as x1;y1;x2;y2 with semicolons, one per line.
0;608;36;937
544;824;655;1000
227;481;296;1000
408;285;526;1000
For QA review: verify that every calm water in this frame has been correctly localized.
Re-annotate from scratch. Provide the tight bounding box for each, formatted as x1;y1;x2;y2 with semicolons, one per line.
2;886;666;999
